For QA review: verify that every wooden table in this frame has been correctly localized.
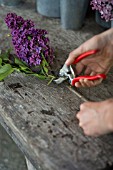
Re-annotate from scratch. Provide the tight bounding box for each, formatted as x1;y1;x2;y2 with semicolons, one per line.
0;71;113;170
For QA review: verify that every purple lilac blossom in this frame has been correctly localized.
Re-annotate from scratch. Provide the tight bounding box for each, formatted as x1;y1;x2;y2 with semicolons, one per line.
5;13;55;67
90;0;113;22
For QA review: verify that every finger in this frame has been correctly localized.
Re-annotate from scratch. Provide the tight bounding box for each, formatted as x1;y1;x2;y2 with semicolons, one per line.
75;79;94;87
83;79;95;87
80;101;101;111
80;102;88;110
84;67;92;75
79;79;89;87
83;123;100;137
86;78;103;87
83;71;103;87
80;101;94;110
74;82;82;87
75;62;85;75
76;112;80;119
83;78;102;87
90;71;97;76
92;78;103;86
78;113;91;123
79;118;93;129
78;78;95;87
83;126;95;136
65;46;84;66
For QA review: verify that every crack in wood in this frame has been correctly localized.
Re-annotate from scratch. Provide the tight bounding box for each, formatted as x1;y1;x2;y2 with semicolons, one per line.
14;90;24;99
61;134;73;140
41;107;55;116
8;83;23;89
27;111;34;114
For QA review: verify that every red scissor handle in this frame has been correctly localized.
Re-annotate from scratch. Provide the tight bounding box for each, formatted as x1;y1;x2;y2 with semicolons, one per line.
71;74;106;86
73;50;98;64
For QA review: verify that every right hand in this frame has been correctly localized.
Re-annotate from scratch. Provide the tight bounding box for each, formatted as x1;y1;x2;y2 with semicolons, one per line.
66;28;113;87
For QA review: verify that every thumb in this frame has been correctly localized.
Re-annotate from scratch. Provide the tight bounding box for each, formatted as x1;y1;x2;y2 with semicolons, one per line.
65;46;84;66
65;35;98;66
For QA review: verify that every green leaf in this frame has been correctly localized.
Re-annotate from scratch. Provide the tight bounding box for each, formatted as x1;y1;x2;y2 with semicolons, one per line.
14;57;32;73
0;48;12;61
0;49;55;84
28;36;32;40
0;64;14;81
47;76;55;85
29;73;47;79
0;52;9;61
0;58;2;66
42;54;49;67
43;66;48;74
19;66;32;73
41;54;51;76
14;57;28;67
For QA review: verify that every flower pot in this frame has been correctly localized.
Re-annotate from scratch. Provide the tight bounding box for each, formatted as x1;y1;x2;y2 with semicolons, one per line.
111;20;113;28
95;11;111;29
0;0;22;6
36;0;60;18
60;0;90;30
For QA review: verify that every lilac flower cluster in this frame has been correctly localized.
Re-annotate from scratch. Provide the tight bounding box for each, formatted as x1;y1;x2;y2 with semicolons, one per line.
5;13;54;67
90;0;113;22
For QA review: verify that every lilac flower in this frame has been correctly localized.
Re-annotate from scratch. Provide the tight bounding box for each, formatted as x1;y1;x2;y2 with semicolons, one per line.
90;0;113;22
5;13;55;68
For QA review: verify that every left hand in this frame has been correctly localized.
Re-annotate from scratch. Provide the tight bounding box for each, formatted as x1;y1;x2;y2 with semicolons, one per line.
76;99;113;136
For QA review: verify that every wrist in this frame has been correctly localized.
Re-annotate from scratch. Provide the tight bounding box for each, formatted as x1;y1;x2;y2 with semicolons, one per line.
106;99;113;132
105;28;113;43
108;119;113;132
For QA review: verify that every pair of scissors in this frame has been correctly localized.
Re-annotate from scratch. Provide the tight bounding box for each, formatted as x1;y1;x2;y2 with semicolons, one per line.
54;50;106;86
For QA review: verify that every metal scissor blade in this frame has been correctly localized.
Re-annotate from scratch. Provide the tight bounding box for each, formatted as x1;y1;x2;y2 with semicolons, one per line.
54;64;69;84
54;77;68;84
54;64;76;85
59;64;70;76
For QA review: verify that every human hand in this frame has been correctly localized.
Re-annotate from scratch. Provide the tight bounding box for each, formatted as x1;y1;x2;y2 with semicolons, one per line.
76;99;113;137
66;28;113;87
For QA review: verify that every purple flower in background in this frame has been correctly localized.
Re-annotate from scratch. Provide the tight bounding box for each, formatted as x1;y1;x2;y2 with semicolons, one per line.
90;0;113;22
5;13;55;68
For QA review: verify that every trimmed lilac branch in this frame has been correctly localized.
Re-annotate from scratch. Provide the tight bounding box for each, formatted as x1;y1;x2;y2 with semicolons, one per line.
5;13;55;67
90;0;113;22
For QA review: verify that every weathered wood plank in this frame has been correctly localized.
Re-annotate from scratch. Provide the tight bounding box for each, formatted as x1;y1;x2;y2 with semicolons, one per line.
25;157;37;170
0;73;113;170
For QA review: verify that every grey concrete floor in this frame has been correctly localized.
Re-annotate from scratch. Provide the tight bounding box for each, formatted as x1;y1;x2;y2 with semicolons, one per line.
0;124;27;170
